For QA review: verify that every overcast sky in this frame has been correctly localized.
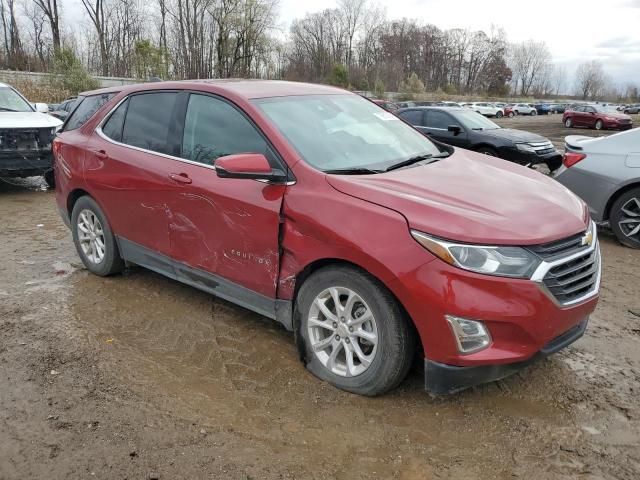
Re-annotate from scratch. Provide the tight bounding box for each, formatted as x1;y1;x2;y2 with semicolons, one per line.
276;0;640;86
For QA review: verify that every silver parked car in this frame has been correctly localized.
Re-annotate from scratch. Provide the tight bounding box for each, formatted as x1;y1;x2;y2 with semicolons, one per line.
554;128;640;248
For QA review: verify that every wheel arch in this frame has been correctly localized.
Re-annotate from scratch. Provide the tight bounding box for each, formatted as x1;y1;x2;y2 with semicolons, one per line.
604;181;640;221
67;188;92;216
290;257;424;359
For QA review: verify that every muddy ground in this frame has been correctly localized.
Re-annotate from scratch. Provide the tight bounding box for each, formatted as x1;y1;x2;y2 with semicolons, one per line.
1;116;639;479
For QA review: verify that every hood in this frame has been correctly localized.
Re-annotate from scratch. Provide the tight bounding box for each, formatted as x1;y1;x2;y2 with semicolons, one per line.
0;112;63;129
326;149;588;245
602;111;630;120
480;128;548;143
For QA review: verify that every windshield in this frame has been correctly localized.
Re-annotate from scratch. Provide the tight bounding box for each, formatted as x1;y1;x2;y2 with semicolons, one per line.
254;94;441;172
453;110;500;130
0;87;34;112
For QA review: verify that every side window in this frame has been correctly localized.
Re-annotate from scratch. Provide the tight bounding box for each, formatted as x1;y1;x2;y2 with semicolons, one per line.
426;111;452;130
398;110;424;126
121;92;178;155
101;99;128;142
586;107;595;113
181;93;268;165
64;93;115;131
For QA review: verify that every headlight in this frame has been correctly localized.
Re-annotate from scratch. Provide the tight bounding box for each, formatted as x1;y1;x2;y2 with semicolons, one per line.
411;231;541;278
515;143;536;153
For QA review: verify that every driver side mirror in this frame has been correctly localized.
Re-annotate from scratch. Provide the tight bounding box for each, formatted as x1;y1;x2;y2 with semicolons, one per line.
34;102;49;113
447;125;462;136
215;153;287;183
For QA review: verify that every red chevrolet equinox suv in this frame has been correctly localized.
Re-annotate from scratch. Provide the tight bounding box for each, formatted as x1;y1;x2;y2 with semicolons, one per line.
53;81;601;395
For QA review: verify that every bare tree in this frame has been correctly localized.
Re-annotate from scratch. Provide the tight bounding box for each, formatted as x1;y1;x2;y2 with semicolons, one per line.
338;0;365;69
508;40;551;96
33;0;61;51
574;60;606;100
80;0;109;75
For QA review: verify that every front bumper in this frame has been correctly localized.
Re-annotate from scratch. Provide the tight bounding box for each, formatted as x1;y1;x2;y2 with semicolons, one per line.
0;150;53;177
425;318;588;394
605;121;633;130
499;146;562;169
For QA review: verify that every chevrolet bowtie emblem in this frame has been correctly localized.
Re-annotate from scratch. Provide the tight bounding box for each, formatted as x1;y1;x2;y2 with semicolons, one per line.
581;231;593;247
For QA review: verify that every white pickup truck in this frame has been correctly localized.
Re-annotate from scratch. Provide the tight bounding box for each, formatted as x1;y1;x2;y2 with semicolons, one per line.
0;82;63;187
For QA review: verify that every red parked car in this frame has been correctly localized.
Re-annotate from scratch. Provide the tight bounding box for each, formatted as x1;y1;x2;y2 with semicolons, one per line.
53;81;600;395
563;104;633;130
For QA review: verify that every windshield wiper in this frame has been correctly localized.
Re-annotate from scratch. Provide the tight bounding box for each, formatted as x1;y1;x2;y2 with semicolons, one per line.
384;152;450;172
324;167;384;175
0;107;17;112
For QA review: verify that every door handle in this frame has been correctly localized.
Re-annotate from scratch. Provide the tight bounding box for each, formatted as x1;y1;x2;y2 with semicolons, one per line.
93;149;108;160
169;173;192;184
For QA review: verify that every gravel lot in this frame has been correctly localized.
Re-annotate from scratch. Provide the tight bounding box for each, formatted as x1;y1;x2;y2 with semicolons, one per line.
1;115;639;479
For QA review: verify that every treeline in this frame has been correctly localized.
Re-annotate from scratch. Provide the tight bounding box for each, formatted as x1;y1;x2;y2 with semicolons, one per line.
1;0;638;101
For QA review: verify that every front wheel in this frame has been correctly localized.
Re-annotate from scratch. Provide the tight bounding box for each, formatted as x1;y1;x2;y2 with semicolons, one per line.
595;119;604;130
495;111;503;118
508;111;515;118
297;266;415;396
565;118;573;128
610;188;640;249
477;146;498;157
530;110;537;116
71;196;124;276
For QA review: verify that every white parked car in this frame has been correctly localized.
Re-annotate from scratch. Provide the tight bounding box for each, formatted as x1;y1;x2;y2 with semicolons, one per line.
0;82;62;187
509;103;538;116
463;102;504;118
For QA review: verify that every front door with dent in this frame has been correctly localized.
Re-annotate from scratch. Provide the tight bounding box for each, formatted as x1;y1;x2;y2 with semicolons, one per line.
167;93;287;299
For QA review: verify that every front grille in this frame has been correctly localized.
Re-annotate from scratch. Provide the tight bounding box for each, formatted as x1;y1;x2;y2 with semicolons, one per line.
527;141;556;156
542;248;599;304
528;231;588;261
0;128;54;152
619;119;632;124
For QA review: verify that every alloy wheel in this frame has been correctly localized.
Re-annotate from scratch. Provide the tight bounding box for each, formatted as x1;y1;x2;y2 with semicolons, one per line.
618;197;640;239
77;209;106;264
307;287;378;377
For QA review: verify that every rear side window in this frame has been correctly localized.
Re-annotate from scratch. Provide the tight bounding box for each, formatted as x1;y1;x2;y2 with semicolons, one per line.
101;99;128;142
64;93;115;131
181;93;268;165
398;110;424;126
121;92;178;155
426;111;452;130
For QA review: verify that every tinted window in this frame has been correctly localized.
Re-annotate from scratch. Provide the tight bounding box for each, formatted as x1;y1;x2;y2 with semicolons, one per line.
122;93;178;155
64;93;115;131
182;94;268;165
398;110;424;126
101;99;128;142
426;110;452;129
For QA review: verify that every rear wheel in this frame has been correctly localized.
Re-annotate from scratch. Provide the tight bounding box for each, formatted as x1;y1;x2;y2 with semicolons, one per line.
565;118;573;128
495;111;503;118
297;266;415;396
508;111;515;118
610;188;640;249
71;196;124;276
595;119;604;130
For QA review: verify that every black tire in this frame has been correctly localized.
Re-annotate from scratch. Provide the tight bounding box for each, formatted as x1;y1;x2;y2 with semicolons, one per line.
595;119;604;130
43;169;55;188
495;111;503;118
530;110;537;116
71;196;124;276
508;111;515;118
297;265;415;396
610;188;640;249
565;118;573;128
477;146;498;157
624;110;629;114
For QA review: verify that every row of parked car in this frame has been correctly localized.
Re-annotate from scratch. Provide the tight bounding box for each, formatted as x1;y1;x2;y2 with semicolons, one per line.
375;99;571;118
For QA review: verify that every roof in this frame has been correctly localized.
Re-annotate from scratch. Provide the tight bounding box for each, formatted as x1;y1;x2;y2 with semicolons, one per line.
81;79;349;100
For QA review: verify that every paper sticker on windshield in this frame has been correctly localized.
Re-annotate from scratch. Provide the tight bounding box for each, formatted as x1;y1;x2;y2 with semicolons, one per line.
374;111;399;121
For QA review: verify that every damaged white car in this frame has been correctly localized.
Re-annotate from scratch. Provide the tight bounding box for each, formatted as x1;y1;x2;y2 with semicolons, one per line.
0;82;62;187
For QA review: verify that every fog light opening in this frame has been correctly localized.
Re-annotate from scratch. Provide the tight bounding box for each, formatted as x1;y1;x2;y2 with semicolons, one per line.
445;315;492;354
